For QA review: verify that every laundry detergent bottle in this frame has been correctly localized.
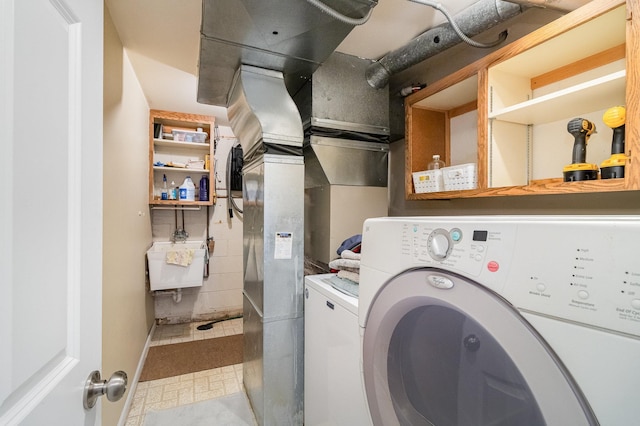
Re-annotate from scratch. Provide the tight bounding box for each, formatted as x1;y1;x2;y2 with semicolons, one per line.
179;176;196;201
199;175;209;201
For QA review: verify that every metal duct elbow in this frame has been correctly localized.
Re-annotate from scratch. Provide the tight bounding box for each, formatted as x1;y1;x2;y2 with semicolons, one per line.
366;0;523;89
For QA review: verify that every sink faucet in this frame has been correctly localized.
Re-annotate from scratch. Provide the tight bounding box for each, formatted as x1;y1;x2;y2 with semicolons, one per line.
171;228;189;243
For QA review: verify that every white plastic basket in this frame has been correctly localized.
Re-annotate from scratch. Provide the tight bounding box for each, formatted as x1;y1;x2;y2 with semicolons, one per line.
412;169;444;193
442;163;477;191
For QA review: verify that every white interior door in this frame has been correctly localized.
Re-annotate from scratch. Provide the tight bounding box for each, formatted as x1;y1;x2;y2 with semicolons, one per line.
0;0;103;424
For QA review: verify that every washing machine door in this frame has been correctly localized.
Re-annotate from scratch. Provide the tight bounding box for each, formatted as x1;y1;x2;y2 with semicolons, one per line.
362;268;598;426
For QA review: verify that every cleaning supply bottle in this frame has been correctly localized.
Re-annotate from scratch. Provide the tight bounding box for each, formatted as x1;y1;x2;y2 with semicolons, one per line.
199;175;209;201
428;155;445;170
179;176;196;201
170;181;177;200
427;154;445;191
161;174;168;200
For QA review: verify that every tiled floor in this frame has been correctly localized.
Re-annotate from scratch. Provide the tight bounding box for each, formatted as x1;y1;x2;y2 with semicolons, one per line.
124;318;244;426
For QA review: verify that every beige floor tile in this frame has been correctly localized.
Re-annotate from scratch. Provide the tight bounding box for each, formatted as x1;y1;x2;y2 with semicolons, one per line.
223;379;240;394
195;388;226;402
178;387;194;405
145;399;178;412
145;386;164;404
161;389;178;402
209;379;225;391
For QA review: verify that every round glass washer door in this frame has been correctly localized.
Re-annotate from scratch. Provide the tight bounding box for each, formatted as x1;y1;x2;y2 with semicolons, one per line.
362;268;598;426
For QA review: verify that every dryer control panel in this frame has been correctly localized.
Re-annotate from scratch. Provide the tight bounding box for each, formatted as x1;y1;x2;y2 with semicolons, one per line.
361;216;640;338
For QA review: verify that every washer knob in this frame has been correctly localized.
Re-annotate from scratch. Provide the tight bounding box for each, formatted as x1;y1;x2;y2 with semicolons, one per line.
428;229;452;260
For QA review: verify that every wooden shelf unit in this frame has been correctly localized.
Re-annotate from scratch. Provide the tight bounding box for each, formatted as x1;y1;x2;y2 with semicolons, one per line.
149;109;216;205
406;0;639;199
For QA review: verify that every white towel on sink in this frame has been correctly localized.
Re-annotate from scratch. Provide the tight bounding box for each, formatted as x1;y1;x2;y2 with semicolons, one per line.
165;249;195;266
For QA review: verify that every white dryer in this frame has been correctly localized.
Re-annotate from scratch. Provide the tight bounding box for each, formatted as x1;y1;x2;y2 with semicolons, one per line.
359;216;640;426
305;274;371;426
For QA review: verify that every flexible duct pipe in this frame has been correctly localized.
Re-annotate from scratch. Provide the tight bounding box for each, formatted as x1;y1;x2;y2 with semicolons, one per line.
227;142;243;218
304;0;376;25
366;0;523;89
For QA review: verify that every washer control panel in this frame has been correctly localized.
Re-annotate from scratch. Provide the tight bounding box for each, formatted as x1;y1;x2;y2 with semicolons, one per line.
362;216;640;338
426;228;453;260
401;221;509;279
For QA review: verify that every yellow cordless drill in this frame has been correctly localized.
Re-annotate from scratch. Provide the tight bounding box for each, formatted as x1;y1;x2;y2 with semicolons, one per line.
563;118;598;182
600;106;627;179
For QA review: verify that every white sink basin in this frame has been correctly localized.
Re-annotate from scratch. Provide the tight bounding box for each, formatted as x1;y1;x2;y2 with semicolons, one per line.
147;241;206;291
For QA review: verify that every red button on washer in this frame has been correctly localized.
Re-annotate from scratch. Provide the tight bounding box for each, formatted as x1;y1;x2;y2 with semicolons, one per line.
487;261;499;272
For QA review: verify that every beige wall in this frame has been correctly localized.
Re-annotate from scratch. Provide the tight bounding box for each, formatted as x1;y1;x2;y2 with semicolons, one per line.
305;185;387;264
103;6;155;425
389;139;640;216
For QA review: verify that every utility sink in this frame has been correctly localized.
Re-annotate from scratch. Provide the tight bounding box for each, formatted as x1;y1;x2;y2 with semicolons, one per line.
147;241;206;291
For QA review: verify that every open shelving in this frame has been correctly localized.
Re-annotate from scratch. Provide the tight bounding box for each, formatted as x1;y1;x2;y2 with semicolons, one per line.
405;0;638;199
149;110;216;206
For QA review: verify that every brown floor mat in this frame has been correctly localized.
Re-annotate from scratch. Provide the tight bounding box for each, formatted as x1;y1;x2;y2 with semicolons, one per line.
139;334;243;382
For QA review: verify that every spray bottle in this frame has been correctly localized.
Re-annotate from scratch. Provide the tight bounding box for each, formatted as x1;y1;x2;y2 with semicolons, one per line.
161;174;168;200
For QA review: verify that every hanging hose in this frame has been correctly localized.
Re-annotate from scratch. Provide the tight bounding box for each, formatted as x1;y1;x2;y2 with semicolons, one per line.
304;0;375;26
409;0;508;48
227;143;243;219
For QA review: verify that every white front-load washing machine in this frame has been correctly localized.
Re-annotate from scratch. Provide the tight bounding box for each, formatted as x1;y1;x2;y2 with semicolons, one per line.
359;216;640;426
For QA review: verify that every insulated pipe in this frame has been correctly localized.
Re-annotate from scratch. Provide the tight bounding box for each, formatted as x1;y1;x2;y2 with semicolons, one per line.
366;0;523;89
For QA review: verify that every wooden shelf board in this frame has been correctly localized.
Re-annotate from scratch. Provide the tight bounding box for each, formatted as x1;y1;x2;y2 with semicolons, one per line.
489;70;625;124
149;199;215;206
409;177;630;199
153;166;209;173
490;4;626;78
154;139;210;149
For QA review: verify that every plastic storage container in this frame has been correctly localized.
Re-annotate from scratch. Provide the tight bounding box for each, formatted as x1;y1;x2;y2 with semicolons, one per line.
412;155;446;193
146;241;206;290
442;163;478;191
172;129;207;143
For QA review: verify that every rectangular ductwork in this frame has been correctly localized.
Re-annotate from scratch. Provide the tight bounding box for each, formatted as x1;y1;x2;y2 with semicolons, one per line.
227;66;304;160
294;52;390;188
197;0;377;107
305;136;389;187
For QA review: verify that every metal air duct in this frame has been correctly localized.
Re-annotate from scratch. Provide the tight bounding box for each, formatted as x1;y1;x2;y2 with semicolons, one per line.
198;0;377;106
227;66;304;160
505;0;590;11
366;0;524;89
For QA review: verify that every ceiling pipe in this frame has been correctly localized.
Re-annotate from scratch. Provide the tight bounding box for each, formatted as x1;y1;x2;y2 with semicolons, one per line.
503;0;590;11
366;0;524;89
304;0;377;25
